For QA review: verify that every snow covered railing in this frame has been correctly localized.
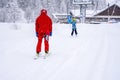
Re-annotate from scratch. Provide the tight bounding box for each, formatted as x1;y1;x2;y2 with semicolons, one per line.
52;13;69;23
94;16;120;18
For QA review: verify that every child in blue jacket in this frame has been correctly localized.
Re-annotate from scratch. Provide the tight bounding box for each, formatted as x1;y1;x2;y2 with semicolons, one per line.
71;17;78;36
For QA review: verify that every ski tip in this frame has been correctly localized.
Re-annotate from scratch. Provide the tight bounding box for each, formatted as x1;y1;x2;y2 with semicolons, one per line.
34;57;38;60
34;58;37;60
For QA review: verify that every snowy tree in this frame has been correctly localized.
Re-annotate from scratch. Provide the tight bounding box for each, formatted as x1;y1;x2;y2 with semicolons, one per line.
66;0;75;14
0;8;6;22
17;0;30;10
4;0;25;23
25;7;34;23
0;0;8;8
32;0;42;21
45;0;56;17
59;0;67;13
91;0;106;10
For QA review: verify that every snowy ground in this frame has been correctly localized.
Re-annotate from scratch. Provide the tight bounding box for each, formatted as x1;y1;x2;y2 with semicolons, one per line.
0;23;120;80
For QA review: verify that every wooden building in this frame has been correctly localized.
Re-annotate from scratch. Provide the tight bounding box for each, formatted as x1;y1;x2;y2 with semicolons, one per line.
94;2;120;23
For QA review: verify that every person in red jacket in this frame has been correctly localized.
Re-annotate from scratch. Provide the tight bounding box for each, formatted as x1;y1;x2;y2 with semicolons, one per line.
35;9;52;57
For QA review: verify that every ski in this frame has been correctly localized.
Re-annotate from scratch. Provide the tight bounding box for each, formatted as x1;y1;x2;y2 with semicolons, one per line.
44;52;52;59
34;56;39;60
34;52;52;60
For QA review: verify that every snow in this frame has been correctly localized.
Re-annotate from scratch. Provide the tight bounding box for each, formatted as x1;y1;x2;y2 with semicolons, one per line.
106;0;115;3
71;10;98;17
0;23;120;80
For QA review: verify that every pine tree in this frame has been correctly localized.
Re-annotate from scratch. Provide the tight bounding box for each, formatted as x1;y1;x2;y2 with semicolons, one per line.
4;0;25;22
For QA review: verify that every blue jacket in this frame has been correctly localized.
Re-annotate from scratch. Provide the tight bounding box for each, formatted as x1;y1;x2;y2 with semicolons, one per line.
71;21;76;29
67;15;72;24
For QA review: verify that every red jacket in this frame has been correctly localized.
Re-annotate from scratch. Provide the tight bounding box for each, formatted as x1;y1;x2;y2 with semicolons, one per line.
35;12;52;36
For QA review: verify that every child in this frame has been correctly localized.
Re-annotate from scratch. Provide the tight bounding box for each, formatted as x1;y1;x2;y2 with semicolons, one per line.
71;17;78;36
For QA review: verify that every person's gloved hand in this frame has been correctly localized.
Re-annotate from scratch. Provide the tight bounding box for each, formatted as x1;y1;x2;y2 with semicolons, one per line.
50;32;52;36
36;32;38;37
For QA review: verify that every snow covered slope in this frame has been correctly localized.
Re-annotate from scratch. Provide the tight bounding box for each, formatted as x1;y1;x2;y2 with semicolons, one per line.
0;23;120;80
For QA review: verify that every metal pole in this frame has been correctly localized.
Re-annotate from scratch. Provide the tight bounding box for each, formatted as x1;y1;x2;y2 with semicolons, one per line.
108;3;110;22
80;4;86;23
80;5;83;23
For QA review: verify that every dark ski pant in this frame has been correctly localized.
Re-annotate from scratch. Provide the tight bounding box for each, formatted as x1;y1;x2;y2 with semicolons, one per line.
71;28;78;36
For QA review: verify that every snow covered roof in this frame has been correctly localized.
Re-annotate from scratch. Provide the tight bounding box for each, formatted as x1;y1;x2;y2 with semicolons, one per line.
70;9;99;17
94;1;120;16
52;13;68;19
